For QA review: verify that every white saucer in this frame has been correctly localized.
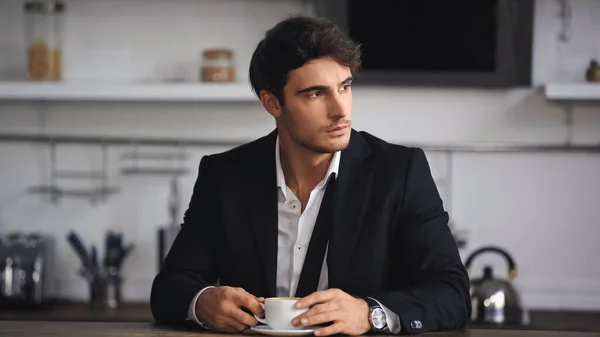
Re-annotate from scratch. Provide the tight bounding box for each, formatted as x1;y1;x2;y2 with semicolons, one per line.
250;325;314;336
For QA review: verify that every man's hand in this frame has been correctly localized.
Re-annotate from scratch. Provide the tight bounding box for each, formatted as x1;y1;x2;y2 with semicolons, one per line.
292;288;371;336
196;286;265;333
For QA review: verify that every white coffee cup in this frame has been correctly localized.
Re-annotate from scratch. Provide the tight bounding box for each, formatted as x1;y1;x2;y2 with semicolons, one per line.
255;297;308;330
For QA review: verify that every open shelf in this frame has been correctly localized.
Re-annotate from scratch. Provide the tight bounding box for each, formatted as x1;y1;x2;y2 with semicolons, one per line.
0;81;258;102
544;82;600;101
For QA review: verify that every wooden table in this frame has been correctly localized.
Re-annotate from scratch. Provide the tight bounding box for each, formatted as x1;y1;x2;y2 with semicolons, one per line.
2;303;599;332
0;302;152;322
1;321;599;337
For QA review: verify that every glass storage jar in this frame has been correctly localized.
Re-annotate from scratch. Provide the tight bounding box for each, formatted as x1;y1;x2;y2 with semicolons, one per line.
200;48;235;82
24;1;65;81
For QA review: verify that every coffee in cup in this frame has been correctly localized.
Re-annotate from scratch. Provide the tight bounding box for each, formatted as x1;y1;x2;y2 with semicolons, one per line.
255;297;308;330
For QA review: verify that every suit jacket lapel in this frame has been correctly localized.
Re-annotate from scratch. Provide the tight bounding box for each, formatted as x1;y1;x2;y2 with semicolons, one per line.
246;130;279;297
328;130;375;289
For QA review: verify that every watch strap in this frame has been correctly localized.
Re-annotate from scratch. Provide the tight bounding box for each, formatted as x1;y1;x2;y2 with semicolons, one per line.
365;297;387;331
365;297;381;310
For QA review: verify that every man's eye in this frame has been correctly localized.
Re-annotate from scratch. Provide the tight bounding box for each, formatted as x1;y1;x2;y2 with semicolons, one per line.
309;91;323;98
341;84;351;91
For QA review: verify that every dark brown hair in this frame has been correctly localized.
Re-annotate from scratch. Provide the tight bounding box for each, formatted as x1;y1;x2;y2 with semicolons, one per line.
249;15;362;106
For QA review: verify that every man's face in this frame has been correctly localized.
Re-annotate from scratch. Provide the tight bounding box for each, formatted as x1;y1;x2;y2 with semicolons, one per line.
279;57;353;154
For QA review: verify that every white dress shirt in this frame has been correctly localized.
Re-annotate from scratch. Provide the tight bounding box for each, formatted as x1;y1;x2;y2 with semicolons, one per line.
187;136;401;333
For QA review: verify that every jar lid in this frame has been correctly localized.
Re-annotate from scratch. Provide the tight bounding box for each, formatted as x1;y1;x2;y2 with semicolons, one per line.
203;49;234;60
24;1;65;13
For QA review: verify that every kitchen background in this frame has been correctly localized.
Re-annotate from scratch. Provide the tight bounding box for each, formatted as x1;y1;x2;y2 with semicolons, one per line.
0;0;599;321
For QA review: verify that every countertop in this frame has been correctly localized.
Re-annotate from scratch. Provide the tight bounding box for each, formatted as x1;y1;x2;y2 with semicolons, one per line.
0;302;152;322
1;302;599;332
2;321;600;337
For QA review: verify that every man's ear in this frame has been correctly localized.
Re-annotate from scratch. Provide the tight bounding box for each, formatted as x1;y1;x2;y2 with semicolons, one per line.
259;90;283;118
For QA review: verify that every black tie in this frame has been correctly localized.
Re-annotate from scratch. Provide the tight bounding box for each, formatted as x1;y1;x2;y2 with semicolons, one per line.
294;174;336;298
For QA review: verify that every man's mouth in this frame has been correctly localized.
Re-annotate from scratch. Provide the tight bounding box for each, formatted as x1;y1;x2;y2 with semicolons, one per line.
327;124;349;133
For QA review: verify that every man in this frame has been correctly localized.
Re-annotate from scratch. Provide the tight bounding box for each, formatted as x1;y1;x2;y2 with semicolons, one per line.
151;15;471;335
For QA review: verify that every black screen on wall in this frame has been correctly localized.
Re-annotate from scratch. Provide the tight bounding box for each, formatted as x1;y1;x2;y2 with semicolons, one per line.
348;0;498;73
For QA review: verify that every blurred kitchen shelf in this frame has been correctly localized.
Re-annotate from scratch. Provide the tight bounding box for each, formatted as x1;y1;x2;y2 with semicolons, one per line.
0;81;257;102
545;83;600;101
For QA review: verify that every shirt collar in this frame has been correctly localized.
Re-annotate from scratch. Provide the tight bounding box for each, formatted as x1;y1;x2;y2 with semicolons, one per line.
275;135;340;199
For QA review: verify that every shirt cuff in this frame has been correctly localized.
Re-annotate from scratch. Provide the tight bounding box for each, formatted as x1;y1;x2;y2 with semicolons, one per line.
187;286;216;328
368;297;402;334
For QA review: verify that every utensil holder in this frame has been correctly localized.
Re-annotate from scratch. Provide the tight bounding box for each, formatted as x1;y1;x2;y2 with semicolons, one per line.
89;274;122;310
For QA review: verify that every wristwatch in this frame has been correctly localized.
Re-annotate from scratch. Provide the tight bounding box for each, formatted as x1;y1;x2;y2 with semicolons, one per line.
365;298;387;331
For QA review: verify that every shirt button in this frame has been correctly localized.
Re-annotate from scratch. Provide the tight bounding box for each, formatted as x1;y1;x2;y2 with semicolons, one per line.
296;246;303;251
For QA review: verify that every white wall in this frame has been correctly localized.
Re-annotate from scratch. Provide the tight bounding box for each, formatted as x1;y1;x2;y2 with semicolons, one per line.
1;0;600;311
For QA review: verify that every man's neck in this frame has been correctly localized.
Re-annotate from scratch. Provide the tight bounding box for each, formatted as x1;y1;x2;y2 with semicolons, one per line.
278;134;333;205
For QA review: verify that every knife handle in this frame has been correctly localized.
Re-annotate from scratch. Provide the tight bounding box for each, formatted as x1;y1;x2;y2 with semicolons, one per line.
67;231;93;269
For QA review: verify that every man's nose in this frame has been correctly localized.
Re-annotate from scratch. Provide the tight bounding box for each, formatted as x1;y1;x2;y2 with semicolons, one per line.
328;92;349;118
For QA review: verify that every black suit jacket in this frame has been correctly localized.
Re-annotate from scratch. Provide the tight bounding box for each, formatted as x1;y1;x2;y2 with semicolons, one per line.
151;129;471;333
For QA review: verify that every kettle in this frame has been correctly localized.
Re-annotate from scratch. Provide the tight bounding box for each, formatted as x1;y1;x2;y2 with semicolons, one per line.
465;246;523;325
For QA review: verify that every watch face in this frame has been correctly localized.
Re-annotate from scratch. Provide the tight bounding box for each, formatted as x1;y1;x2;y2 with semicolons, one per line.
371;308;386;329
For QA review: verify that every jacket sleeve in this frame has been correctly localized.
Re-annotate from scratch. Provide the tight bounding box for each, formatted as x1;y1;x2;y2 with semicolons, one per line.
368;148;471;333
150;155;222;326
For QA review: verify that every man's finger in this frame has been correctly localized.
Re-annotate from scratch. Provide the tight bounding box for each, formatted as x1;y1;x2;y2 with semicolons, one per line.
222;316;249;333
314;322;343;336
239;295;264;318
235;287;257;298
230;289;263;317
300;310;341;327
295;289;338;309
291;302;336;326
230;307;259;327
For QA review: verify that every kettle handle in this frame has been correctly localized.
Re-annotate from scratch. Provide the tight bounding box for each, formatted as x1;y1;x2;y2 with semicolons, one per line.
464;246;517;279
